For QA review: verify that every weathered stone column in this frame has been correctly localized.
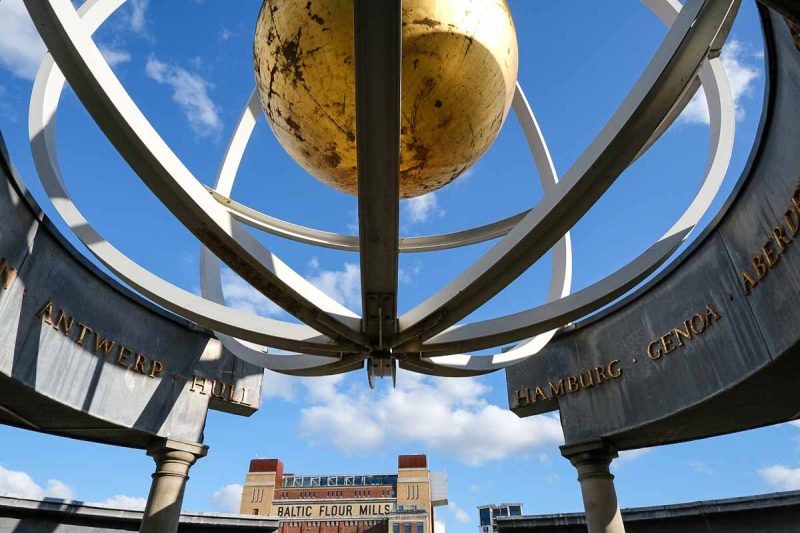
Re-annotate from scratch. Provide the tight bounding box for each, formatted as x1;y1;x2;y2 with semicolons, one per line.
561;440;625;533
139;439;208;533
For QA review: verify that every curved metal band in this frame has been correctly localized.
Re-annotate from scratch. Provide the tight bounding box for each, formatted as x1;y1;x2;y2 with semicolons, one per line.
393;0;739;351
200;97;368;372
416;0;736;372
211;184;528;254
23;0;370;349
201;82;574;373
206;89;529;254
26;0;363;356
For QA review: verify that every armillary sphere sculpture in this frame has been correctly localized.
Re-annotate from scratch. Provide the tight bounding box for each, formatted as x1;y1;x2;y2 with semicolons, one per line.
24;0;739;386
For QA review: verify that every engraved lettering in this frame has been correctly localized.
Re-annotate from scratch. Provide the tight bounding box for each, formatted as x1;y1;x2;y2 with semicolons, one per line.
132;353;148;375
53;310;74;336
211;380;227;400
763;239;780;268
774;224;792;252
240;387;252;406
674;321;693;347
74;322;92;346
753;254;768;280
660;332;676;355
114;345;131;367
742;270;758;295
191;375;207;394
514;387;531;407
548;380;565;397
93;332;116;356
148;359;164;379
784;206;800;236
647;340;662;360
689;313;707;335
608;359;622;378
567;375;579;393
594;365;607;384
35;301;54;325
533;386;548;402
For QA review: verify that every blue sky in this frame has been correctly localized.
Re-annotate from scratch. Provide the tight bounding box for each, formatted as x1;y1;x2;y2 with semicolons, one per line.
2;0;799;531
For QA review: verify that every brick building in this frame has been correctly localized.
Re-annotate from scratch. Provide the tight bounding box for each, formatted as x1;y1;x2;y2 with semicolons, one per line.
239;455;447;533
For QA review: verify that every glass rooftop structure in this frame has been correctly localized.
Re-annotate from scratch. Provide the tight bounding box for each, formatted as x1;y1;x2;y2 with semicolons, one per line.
281;475;399;488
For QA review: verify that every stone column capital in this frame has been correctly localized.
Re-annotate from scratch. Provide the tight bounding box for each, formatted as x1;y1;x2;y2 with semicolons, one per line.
147;438;208;461
560;440;619;482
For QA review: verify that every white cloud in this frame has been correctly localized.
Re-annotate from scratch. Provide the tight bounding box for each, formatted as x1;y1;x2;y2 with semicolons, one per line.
0;1;134;81
44;479;76;500
0;465;75;501
145;56;222;138
299;371;564;466
220;261;363;317
307;262;361;312
0;0;46;80
681;39;760;125
614;448;653;467
538;473;560;484
403;192;445;224
87;495;147;510
759;465;800;491
210;483;243;513
0;465;145;509
788;420;800;429
447;502;472;524
689;460;715;475
262;370;300;401
99;45;132;68
221;268;284;318
128;0;149;34
399;265;421;286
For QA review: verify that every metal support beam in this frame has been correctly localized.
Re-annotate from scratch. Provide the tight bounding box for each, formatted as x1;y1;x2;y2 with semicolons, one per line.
354;0;402;350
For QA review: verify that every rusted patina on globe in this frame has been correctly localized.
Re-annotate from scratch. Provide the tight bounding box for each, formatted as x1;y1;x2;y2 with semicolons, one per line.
254;0;519;198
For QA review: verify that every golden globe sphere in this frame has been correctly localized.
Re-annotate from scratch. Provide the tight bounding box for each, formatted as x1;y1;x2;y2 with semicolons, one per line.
254;0;518;199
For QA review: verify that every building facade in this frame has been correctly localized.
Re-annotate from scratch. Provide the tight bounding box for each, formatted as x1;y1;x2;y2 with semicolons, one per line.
478;503;523;533
240;455;447;533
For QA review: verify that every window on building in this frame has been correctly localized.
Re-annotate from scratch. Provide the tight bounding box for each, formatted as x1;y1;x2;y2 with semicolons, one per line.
480;509;491;526
253;509;259;515
393;524;400;533
499;508;508;517
405;523;412;533
417;521;424;533
492;509;500;518
510;506;521;516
